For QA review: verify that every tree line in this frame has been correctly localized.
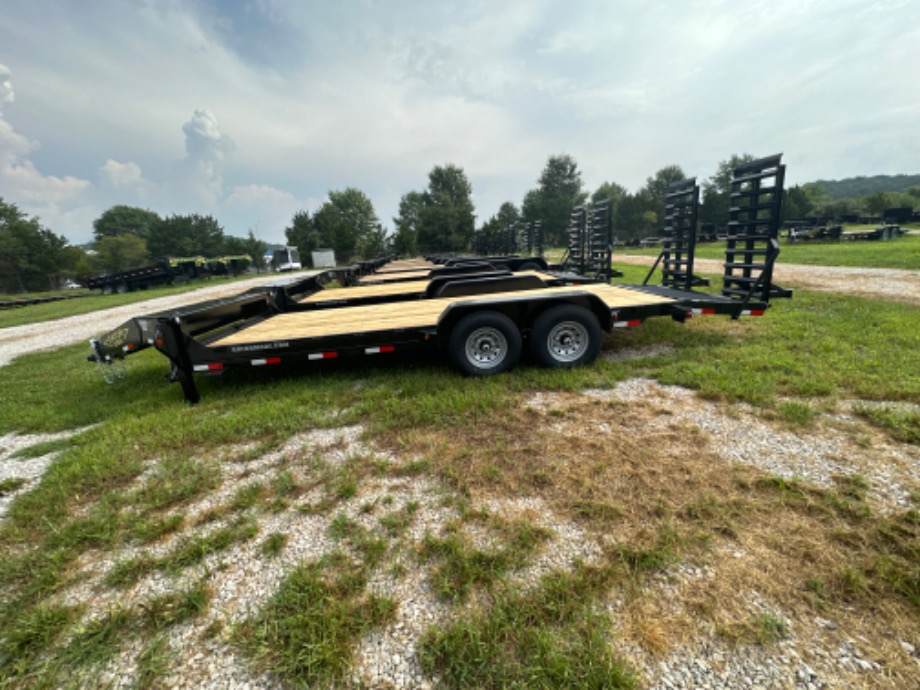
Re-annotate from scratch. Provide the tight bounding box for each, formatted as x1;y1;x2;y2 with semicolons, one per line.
3;154;918;293
0;199;267;293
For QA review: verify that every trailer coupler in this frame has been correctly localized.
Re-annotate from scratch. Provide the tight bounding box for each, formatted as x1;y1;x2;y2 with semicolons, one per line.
88;338;127;384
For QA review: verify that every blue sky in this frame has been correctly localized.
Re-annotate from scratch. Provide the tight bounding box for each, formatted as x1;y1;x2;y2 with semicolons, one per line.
1;0;918;246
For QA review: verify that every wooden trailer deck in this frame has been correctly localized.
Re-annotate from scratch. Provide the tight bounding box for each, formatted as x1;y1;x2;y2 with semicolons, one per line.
300;280;429;303
373;260;438;273
301;271;556;304
357;269;433;284
214;283;676;347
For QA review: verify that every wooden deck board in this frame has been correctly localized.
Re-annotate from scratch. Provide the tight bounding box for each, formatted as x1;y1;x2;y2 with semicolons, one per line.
358;269;432;284
300;281;426;303
213;284;676;347
302;271;554;304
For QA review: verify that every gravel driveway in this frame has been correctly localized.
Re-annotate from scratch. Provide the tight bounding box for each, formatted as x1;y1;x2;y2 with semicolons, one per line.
0;272;316;368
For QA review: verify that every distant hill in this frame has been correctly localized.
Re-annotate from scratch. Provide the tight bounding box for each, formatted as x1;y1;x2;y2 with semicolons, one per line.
812;174;920;200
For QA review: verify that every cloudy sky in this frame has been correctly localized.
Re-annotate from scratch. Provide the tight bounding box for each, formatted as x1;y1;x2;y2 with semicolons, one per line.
1;0;917;246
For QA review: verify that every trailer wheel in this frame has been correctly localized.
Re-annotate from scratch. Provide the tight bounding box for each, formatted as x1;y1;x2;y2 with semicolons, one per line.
449;311;522;376
529;305;602;369
115;282;129;294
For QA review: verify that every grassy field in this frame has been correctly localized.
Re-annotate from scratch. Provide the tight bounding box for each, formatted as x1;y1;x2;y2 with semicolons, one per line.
617;224;920;270
0;259;918;686
0;241;920;688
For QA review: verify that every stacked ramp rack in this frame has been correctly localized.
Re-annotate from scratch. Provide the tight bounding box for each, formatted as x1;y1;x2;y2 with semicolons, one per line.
722;154;792;311
643;178;709;291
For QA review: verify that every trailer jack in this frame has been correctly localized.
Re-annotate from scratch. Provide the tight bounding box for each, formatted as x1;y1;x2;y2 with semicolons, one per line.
157;320;201;405
88;339;126;384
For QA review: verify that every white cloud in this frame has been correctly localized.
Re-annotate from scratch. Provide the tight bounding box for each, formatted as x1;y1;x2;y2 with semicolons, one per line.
0;63;14;106
99;159;154;198
0;0;918;247
0;63;91;229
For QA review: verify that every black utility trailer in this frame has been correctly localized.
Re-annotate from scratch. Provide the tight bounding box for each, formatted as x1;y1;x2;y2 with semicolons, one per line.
89;155;792;404
89;263;769;404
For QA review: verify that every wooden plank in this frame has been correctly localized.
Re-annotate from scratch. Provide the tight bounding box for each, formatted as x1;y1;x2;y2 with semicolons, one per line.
374;261;437;273
358;269;432;284
213;284;675;347
300;281;426;303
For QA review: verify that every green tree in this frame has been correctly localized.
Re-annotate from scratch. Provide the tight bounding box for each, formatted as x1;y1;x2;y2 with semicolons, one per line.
285;210;319;266
223;230;268;271
147;214;225;257
700;154;757;226
614;190;658;239
522;155;586;246
640;165;687;231
392;191;424;257
92;205;161;242
0;197;71;292
93;234;150;273
591;181;628;220
495;201;520;229
312;188;380;263
783;185;812;221
417;164;476;252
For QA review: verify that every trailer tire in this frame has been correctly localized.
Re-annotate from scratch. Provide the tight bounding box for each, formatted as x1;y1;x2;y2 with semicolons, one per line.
529;305;602;369
449;311;522;376
115;282;129;294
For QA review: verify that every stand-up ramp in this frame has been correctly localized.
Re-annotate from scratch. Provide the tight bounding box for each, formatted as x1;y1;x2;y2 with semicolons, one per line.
722;154;792;312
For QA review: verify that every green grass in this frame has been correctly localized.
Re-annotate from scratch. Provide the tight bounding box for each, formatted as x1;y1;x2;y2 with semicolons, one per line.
234;558;396;687
419;563;636;689
853;404;920;444
616;225;920;269
0;477;27;495
0;259;918;684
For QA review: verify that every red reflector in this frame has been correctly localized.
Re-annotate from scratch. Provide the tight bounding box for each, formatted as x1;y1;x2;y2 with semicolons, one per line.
324;351;338;359
380;345;395;353
265;357;281;365
208;363;223;371
155;338;164;347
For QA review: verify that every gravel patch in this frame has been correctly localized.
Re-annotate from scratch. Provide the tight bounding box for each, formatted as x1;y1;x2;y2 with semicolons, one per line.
0;272;313;368
580;379;920;513
614;255;920;305
0;428;91;519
